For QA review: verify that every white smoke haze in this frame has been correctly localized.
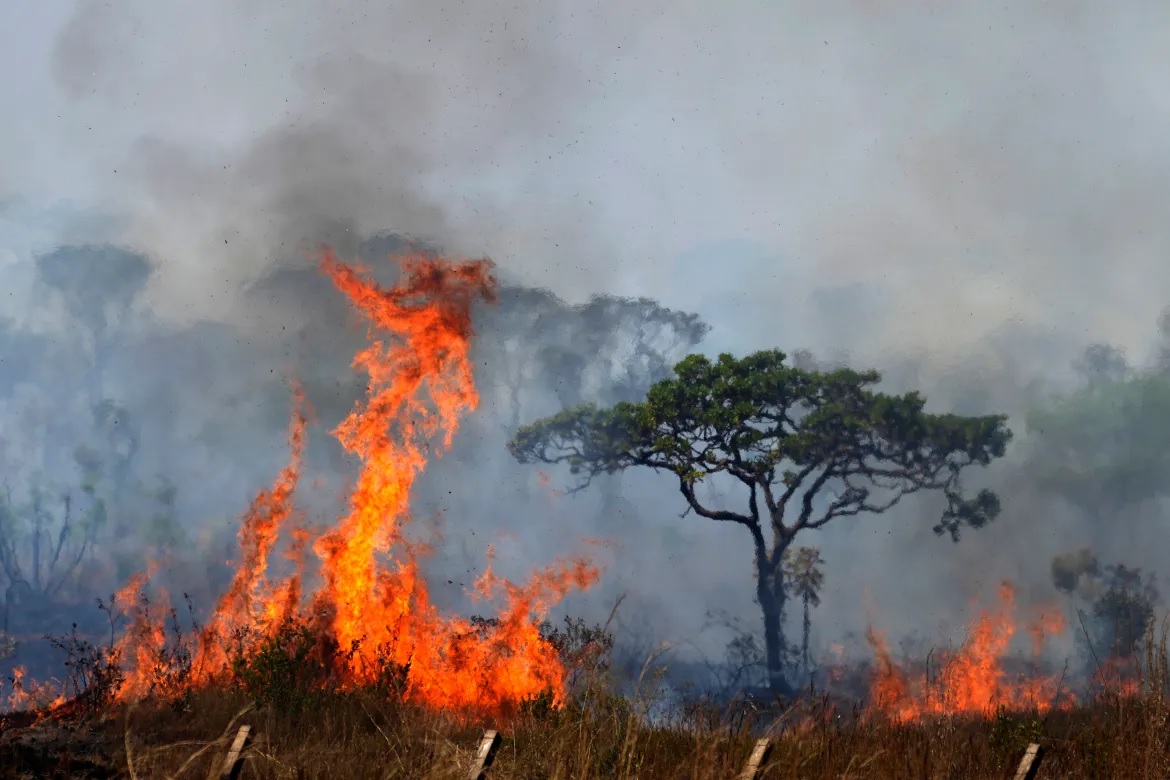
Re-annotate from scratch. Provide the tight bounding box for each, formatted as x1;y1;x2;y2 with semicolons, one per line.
2;0;1169;690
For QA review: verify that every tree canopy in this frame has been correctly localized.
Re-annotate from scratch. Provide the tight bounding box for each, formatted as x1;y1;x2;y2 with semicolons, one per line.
478;286;710;422
36;244;153;346
510;350;1011;542
1026;369;1170;517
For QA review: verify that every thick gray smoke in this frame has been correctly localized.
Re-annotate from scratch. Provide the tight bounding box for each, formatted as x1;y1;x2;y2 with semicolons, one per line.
2;1;1170;691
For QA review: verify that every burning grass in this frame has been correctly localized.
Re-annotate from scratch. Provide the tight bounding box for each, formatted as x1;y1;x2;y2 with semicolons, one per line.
2;582;1169;779
3;626;1170;779
861;581;1077;721
88;249;600;721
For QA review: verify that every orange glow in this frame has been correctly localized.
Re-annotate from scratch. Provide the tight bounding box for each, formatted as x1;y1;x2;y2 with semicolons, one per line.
110;249;599;717
1092;656;1142;698
5;667;66;716
867;582;1074;721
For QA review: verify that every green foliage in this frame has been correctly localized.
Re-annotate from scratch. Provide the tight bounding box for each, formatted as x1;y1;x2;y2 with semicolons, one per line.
511;350;1011;694
783;546;825;675
988;705;1044;756
1051;549;1159;662
782;547;825;607
225;618;421;714
510;349;1011;540
1092;566;1158;659
1027;373;1170;515
230;620;328;711
519;686;559;721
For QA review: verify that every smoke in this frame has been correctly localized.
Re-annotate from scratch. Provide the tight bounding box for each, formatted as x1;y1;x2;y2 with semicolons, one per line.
3;0;1170;691
5;1;1167;355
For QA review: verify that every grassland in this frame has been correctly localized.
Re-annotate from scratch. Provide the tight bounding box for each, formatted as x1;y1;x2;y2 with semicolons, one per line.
2;641;1168;779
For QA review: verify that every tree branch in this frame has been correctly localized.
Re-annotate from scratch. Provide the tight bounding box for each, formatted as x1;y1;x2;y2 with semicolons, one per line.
677;478;758;529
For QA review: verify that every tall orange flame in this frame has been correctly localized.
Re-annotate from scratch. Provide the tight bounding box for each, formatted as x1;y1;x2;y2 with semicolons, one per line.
109;250;599;716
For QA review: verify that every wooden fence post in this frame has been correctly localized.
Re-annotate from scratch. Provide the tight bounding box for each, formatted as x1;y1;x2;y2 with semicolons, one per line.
1012;743;1043;780
467;729;501;780
219;724;252;780
738;737;773;780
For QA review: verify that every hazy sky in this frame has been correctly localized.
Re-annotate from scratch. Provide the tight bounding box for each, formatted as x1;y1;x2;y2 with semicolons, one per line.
3;1;1170;365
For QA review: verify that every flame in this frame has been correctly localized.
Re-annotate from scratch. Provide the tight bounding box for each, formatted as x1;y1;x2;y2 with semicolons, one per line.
1092;656;1143;698
109;249;599;717
112;569;169;701
867;582;1073;721
5;667;66;715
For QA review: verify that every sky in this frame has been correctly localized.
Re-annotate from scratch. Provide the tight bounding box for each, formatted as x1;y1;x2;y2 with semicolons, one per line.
4;1;1170;671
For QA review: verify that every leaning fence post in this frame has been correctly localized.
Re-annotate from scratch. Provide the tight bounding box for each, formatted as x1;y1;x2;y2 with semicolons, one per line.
219;724;252;780
738;737;773;780
1012;743;1043;780
467;729;501;780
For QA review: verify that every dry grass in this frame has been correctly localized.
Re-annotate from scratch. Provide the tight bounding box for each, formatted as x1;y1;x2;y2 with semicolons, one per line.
3;678;1170;777
6;685;1163;779
4;626;1170;778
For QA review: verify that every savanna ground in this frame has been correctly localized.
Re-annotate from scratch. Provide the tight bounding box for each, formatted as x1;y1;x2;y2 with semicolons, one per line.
1;618;1168;779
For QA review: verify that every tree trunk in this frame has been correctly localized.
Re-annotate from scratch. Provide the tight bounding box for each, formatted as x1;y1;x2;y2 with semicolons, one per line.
802;594;811;675
756;567;792;697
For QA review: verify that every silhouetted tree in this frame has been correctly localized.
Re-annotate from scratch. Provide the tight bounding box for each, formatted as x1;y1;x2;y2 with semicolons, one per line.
36;244;153;407
782;545;824;677
476;286;710;429
509;350;1011;694
1156;307;1170;377
1052;548;1158;661
1027;373;1170;520
1074;343;1130;387
0;318;49;398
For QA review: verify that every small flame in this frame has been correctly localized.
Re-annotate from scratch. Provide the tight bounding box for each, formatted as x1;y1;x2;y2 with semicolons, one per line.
6;666;66;716
1092;656;1143;698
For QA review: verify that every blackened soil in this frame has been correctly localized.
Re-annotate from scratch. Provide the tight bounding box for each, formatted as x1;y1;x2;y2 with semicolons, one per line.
0;713;119;778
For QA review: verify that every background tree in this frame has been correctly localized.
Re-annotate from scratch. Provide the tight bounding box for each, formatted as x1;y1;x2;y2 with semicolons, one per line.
0;318;49;399
509;349;1011;695
477;286;710;429
1026;347;1170;522
475;285;709;542
781;545;824;679
1051;547;1158;662
1073;343;1131;388
1155;307;1170;377
36;245;153;409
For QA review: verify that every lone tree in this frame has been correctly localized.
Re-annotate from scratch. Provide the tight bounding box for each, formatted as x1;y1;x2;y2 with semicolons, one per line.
508;350;1011;695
